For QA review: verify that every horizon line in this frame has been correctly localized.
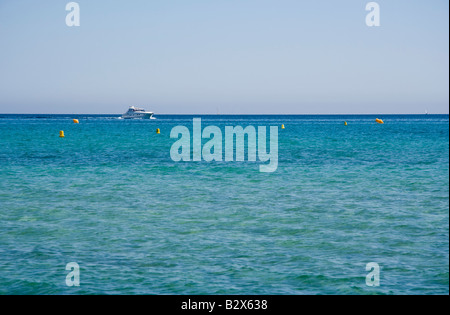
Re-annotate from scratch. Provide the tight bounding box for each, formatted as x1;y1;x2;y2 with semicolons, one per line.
0;113;449;116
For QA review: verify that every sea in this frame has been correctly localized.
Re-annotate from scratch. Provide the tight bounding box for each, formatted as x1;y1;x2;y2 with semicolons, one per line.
0;114;448;295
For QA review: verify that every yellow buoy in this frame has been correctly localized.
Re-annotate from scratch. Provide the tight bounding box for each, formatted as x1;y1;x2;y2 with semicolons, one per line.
375;118;384;124
73;119;79;124
59;130;65;138
156;128;160;134
281;124;285;129
344;121;348;126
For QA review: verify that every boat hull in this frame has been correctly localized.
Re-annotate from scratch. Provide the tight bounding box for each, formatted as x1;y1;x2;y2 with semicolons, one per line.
121;113;154;119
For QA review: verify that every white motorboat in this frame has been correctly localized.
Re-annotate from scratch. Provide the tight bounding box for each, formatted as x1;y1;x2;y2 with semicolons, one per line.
121;106;154;119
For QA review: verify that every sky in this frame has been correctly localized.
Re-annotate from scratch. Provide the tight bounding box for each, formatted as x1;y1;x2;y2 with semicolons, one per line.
0;0;448;114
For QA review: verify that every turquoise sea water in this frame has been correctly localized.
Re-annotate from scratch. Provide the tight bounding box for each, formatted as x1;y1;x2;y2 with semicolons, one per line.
0;114;448;295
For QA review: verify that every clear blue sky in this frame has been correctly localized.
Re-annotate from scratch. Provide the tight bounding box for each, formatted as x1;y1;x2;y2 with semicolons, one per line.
0;0;448;114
